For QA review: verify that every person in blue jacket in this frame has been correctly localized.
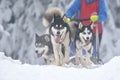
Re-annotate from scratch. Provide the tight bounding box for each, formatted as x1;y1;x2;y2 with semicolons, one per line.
65;0;107;63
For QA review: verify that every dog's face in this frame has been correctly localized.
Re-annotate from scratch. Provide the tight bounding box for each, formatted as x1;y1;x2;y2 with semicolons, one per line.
50;15;69;43
78;23;93;44
35;34;50;57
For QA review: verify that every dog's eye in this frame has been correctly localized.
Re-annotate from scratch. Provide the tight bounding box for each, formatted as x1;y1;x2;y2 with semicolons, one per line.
38;43;41;46
35;43;40;47
35;43;38;46
61;26;64;29
56;25;58;28
40;44;44;47
38;43;45;47
60;25;62;28
60;25;64;29
83;32;86;35
88;32;90;34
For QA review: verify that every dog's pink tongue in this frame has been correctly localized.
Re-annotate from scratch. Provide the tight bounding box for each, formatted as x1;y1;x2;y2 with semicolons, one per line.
86;40;90;44
37;53;43;57
55;35;60;43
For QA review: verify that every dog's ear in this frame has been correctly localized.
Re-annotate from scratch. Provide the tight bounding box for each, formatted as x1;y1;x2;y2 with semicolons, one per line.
53;14;59;21
35;33;39;41
53;14;61;22
53;14;56;22
78;22;83;29
35;33;39;38
44;35;50;42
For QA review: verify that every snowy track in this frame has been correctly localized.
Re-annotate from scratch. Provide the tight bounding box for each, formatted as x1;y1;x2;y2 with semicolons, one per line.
0;52;120;80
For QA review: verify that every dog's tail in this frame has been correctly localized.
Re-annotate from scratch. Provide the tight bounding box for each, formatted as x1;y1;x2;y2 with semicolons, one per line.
42;7;63;27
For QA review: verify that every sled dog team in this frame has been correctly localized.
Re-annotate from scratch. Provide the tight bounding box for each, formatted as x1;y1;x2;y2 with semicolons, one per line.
35;7;95;68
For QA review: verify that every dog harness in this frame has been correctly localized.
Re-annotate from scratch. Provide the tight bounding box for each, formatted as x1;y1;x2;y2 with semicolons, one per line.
80;0;102;34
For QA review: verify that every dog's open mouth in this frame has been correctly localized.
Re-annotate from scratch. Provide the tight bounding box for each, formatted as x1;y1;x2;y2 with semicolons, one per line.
83;37;91;45
85;40;91;45
36;50;45;57
55;35;61;43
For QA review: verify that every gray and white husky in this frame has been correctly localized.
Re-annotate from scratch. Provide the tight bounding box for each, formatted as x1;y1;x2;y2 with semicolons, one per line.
35;33;54;65
43;7;71;66
75;22;94;68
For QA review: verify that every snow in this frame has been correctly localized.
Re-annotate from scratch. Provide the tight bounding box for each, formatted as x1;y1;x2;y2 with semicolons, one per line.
0;52;120;80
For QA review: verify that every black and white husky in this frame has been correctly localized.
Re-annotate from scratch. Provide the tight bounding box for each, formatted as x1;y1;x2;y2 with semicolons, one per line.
35;33;54;65
75;22;94;68
43;7;71;66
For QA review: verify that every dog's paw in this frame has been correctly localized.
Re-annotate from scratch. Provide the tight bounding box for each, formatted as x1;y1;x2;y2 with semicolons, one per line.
80;57;92;68
75;60;80;65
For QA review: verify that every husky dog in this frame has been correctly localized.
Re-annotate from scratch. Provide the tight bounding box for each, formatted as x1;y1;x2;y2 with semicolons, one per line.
43;7;71;66
75;22;94;68
35;33;54;65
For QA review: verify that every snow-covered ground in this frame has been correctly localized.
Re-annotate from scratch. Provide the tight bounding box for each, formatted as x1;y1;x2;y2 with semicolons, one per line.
0;52;120;80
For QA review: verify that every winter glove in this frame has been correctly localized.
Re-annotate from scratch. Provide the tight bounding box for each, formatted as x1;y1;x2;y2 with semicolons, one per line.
66;18;71;23
90;15;98;22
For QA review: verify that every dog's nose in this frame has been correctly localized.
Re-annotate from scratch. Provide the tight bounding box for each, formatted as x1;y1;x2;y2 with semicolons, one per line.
57;31;60;35
86;37;89;40
35;50;38;53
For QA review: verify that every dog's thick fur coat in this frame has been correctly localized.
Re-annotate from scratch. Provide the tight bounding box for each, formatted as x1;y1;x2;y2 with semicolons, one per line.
35;34;54;65
43;7;71;66
75;22;94;68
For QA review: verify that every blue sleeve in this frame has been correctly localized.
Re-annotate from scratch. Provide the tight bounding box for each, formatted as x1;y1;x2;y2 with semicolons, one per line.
98;0;107;21
65;0;80;19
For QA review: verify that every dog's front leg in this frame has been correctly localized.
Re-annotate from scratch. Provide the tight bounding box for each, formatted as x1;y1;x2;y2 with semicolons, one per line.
58;44;64;66
62;32;70;64
80;48;92;68
64;44;70;64
59;51;64;66
81;55;91;68
53;45;61;66
75;41;82;65
54;52;60;66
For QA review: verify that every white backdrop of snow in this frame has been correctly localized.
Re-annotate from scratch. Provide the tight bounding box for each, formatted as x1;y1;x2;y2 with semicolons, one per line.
0;52;120;80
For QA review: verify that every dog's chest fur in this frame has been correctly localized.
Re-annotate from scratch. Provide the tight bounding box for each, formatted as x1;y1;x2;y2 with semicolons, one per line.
76;40;92;51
